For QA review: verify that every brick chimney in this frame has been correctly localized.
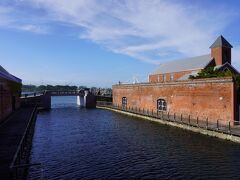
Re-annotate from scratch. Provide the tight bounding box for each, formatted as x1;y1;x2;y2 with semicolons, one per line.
210;35;232;66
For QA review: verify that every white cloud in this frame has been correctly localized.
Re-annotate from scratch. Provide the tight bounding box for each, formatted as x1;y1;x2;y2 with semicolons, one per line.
0;5;48;33
0;0;238;63
0;6;14;26
16;24;48;34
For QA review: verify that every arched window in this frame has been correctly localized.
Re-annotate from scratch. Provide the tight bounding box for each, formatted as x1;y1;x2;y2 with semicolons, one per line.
157;99;167;111
122;97;127;108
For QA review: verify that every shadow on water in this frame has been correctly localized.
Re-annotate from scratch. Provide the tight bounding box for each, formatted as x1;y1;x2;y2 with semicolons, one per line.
29;97;240;179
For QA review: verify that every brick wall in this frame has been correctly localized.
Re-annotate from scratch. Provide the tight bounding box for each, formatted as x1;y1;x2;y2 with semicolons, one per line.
211;47;231;66
0;78;21;123
113;77;237;124
149;70;200;83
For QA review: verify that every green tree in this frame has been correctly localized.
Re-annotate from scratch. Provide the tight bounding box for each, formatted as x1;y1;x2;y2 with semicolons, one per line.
189;67;233;79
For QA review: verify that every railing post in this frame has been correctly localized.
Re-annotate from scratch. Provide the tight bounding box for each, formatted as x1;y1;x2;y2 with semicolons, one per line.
188;115;190;125
228;121;231;133
173;113;175;121
197;116;199;127
152;109;153;116
181;114;183;123
167;112;169;120
206;117;208;129
161;111;163;119
217;120;219;130
157;110;158;117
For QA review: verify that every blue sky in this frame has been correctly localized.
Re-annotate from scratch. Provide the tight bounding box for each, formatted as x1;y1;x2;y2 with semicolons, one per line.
0;0;240;87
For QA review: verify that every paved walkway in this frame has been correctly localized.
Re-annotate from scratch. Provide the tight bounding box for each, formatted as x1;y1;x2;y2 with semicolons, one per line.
0;107;34;179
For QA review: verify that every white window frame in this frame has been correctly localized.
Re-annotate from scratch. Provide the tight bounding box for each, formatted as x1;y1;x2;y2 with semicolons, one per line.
157;99;167;111
122;97;127;108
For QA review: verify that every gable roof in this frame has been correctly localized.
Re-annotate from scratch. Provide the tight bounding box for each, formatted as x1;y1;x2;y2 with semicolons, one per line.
210;35;233;48
215;62;239;74
150;54;213;75
0;65;22;83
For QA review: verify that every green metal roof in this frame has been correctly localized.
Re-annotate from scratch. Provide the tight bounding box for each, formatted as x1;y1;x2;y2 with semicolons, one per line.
210;35;233;48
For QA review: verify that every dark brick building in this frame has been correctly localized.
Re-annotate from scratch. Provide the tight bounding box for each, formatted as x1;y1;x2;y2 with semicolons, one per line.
0;65;22;123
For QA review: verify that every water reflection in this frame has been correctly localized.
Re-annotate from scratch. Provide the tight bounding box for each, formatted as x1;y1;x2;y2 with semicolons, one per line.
29;97;240;179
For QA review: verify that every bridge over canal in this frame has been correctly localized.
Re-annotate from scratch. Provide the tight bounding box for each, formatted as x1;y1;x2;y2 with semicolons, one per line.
21;90;111;109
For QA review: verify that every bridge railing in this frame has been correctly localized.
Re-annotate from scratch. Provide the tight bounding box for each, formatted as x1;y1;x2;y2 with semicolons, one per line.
49;90;84;96
96;101;240;137
9;105;43;179
21;92;44;98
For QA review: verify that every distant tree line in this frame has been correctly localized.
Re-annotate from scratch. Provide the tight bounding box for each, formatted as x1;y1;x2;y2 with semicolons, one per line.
22;85;112;96
22;85;80;92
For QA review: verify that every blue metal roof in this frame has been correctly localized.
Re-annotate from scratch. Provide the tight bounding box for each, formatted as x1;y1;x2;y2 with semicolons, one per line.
0;65;22;83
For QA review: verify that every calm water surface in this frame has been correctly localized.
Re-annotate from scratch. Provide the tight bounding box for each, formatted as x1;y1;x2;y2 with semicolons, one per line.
29;96;240;179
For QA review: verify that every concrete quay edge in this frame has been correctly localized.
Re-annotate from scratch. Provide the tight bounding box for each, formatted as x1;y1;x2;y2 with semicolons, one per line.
97;106;240;144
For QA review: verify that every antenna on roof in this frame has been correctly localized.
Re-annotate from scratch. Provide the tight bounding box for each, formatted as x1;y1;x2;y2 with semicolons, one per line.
132;76;139;84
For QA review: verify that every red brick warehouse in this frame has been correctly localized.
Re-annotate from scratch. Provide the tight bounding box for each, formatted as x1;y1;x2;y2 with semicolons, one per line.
112;36;239;125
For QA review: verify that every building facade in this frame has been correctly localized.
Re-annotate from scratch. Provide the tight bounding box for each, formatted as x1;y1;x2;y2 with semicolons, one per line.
112;36;239;124
149;36;238;83
0;65;22;123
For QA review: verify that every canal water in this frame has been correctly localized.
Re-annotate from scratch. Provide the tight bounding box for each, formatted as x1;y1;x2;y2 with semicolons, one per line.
29;96;240;179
